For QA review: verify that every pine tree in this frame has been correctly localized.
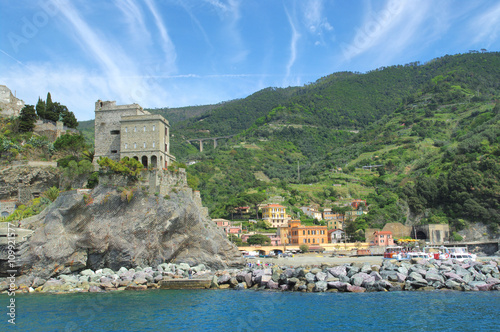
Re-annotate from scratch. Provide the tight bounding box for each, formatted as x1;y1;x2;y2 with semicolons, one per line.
18;105;37;132
36;97;45;119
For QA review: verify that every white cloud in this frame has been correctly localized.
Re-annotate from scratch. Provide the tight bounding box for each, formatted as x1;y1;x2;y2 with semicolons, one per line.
303;0;333;34
114;0;151;43
470;2;500;47
339;0;436;63
143;0;177;72
284;5;301;86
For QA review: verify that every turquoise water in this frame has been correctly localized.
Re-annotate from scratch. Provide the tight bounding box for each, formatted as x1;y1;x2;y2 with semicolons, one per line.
3;290;500;331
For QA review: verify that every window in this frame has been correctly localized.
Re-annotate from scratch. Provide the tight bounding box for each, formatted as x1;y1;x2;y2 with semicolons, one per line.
303;239;307;244
153;125;155;131
134;126;137;132
111;150;117;153
125;143;128;149
143;142;146;148
110;130;120;135
134;143;137;149
143;126;146;132
152;142;155;148
303;230;305;235
125;127;128;133
313;238;315;243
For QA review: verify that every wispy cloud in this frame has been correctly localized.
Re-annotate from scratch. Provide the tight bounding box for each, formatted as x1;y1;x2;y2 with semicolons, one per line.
114;0;151;43
204;0;247;63
284;5;301;86
469;2;500;47
339;0;436;64
144;0;177;72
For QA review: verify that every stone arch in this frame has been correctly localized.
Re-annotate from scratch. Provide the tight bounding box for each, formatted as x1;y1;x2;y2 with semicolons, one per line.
1;211;9;217
151;155;157;168
141;156;148;168
133;156;139;161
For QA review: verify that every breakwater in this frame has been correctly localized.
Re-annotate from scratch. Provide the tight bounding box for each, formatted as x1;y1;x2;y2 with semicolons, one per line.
2;258;499;294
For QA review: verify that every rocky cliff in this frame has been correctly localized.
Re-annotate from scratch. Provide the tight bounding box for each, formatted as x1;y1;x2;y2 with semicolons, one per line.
0;165;60;203
4;184;244;279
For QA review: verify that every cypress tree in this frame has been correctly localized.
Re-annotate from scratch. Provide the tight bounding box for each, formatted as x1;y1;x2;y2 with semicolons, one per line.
45;92;58;122
36;97;45;119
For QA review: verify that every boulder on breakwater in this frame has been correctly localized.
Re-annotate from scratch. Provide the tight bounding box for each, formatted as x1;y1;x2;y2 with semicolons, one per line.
2;258;499;294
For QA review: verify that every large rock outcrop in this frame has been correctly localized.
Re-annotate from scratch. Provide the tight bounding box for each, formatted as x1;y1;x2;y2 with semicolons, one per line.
4;184;244;279
0;165;60;203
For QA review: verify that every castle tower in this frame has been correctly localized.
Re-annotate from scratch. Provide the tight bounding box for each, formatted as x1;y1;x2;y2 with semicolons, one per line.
94;100;175;168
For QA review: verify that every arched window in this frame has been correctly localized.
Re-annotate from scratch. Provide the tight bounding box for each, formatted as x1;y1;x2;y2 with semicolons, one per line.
134;143;137;149
152;142;155;148
143;126;146;132
153;125;155;131
143;142;146;148
134;126;137;132
125;143;128;149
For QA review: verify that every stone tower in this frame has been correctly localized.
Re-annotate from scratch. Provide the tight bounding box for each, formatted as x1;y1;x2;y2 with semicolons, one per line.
94;100;175;168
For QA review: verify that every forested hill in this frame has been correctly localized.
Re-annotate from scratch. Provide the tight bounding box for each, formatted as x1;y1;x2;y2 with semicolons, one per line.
169;52;500;140
77;52;500;238
178;52;499;237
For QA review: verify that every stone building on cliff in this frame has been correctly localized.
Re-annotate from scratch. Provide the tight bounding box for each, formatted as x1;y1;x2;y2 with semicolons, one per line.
94;100;175;168
0;85;24;117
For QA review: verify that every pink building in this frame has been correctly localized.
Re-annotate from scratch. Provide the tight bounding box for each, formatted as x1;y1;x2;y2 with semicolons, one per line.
373;231;394;246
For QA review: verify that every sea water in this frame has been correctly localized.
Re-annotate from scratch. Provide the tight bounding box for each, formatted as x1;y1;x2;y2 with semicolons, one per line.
3;290;500;331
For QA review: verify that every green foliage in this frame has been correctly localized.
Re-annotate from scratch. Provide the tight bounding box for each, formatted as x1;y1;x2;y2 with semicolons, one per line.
97;157;144;177
228;234;243;246
54;133;86;155
42;186;59;202
246;234;271;245
451;232;463;242
299;244;309;253
37;93;78;128
120;188;135;203
18;105;37;132
86;172;99;189
2;197;51;222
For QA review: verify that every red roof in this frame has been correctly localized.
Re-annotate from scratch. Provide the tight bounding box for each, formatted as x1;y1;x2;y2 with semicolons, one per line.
374;231;392;235
265;204;285;208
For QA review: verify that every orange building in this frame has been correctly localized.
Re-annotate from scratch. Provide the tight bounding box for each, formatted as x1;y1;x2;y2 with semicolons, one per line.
373;231;394;246
288;220;328;246
261;204;290;228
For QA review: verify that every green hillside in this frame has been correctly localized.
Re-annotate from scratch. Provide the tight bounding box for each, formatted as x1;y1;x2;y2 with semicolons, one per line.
78;52;500;239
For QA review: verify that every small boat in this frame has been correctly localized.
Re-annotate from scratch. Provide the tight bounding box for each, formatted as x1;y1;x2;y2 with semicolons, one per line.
384;246;432;260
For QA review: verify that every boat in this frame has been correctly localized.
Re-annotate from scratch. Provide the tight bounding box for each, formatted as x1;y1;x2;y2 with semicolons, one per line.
424;246;477;261
383;246;432;260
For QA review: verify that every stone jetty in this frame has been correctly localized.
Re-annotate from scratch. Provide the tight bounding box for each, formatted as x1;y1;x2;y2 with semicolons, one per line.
2;258;499;294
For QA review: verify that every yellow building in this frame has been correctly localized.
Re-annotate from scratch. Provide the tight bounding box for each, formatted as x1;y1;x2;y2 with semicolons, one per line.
261;204;290;228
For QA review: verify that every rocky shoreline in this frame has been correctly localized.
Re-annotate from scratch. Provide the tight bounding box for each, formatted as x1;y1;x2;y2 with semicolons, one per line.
2;257;499;294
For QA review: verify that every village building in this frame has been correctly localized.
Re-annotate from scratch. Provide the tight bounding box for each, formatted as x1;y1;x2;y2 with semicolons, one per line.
261;203;290;228
300;206;322;221
287;220;328;246
328;229;344;243
372;231;394;246
323;209;344;229
94;100;175;168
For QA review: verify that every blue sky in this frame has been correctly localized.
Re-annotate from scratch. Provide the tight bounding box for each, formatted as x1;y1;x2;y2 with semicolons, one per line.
1;0;499;121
